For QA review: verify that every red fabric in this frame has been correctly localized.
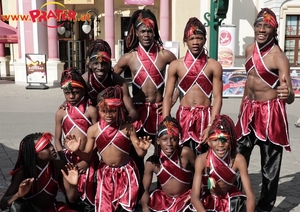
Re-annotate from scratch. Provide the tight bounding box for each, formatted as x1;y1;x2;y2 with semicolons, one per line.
158;150;191;185
62;98;91;136
206;149;236;185
201;186;244;212
45;201;77;212
95;159;139;212
133;43;164;89
133;102;163;135
96;119;131;154
88;72;111;99
178;50;212;97
245;38;278;88
236;97;290;151
148;189;192;212
176;105;211;147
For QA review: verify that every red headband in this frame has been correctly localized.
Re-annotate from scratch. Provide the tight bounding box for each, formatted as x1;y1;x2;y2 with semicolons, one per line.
208;130;230;143
186;25;205;39
255;10;278;29
90;51;111;63
61;80;84;91
136;18;155;29
157;121;180;138
98;98;123;110
35;132;53;153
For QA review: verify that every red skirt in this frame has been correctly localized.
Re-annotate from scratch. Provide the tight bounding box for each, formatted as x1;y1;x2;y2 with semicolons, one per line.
235;97;290;151
95;158;139;212
148;189;193;212
132;102;163;135
176;105;211;146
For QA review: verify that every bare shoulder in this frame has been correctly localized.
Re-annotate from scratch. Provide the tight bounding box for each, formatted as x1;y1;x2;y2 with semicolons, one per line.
245;43;254;57
87;105;97;114
55;108;65;118
160;49;177;62
181;146;194;157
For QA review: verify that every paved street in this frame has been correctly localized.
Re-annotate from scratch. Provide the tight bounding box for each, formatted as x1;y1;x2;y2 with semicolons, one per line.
0;78;300;211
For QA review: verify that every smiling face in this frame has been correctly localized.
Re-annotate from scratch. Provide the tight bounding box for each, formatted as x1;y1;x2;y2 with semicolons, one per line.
89;60;111;80
254;21;276;46
185;33;206;56
136;24;155;49
99;107;117;124
157;134;179;157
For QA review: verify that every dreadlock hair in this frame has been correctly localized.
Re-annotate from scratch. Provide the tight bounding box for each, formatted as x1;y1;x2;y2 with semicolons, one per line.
183;17;207;42
60;67;89;99
10;133;43;181
86;39;112;70
96;85;126;126
254;8;279;46
208;114;237;160
126;9;163;51
153;116;182;159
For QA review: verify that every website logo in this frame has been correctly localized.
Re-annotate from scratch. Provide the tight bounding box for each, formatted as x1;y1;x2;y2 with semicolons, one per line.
1;1;91;28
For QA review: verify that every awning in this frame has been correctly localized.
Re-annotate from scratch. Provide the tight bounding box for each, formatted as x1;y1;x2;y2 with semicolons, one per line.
0;20;18;44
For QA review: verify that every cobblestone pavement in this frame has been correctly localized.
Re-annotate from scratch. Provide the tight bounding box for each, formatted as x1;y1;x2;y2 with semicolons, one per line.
0;79;300;211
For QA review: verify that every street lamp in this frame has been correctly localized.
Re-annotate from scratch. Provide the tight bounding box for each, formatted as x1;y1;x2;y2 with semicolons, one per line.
82;9;101;38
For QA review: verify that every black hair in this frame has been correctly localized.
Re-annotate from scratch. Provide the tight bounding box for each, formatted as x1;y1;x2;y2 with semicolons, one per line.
208;114;237;159
126;9;163;51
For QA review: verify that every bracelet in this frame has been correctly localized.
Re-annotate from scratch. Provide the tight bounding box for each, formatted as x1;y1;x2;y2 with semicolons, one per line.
207;123;212;127
287;87;291;97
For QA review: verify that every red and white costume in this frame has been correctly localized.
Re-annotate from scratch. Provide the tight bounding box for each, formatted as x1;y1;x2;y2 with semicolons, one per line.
177;49;212;149
132;43;164;135
88;72;112;100
22;162;77;212
200;149;246;212
235;39;290;151
94;119;139;212
148;150;193;212
62;98;96;204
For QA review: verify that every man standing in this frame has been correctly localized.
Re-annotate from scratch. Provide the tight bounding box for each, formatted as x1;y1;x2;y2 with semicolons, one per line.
113;9;177;193
162;17;223;155
235;8;295;212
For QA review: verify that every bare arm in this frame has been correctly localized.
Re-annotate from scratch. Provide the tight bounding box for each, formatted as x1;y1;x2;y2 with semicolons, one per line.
113;73;138;122
127;124;151;157
61;163;79;203
162;60;179;118
141;160;155;211
236;154;256;212
0;169;33;210
201;60;223;143
64;124;98;163
88;105;98;125
54;109;64;152
190;154;206;212
275;52;295;104
113;53;131;75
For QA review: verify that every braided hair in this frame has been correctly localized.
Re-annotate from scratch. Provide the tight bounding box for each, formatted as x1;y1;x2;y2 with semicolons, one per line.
183;17;206;42
10;133;43;180
60;67;89;99
126;9;163;51
96;85;126;126
208;114;237;159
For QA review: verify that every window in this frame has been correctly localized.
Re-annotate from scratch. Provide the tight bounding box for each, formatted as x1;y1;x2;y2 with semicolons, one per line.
285;15;300;67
